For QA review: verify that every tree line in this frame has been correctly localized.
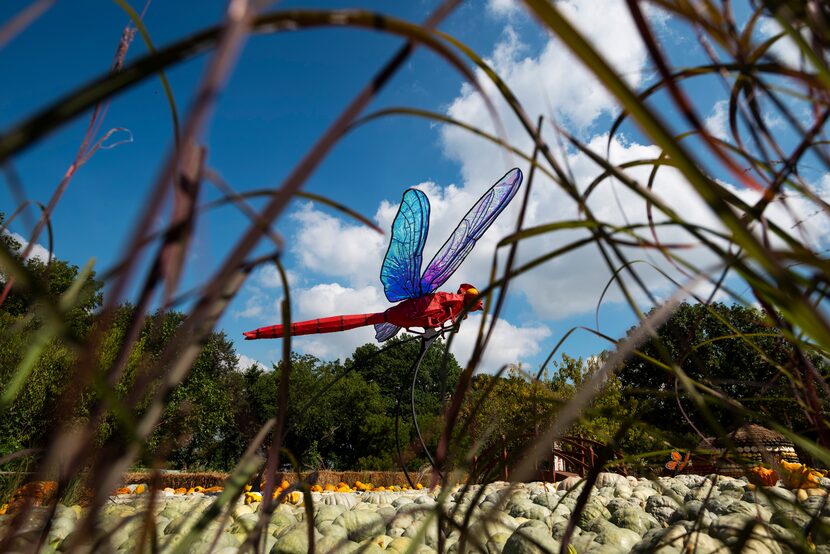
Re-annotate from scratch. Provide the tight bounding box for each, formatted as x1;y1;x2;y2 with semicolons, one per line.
2;218;819;472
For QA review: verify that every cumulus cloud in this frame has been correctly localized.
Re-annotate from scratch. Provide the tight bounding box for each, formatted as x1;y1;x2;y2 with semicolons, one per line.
449;313;551;371
704;100;729;141
443;0;649;189
233;265;299;320
758;17;804;68
435;0;830;321
252;264;294;289
487;0;522;18
291;202;387;287
234;291;277;319
237;354;268;371
5;231;51;263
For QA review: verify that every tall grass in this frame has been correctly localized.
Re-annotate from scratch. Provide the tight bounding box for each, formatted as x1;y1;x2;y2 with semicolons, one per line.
1;0;829;552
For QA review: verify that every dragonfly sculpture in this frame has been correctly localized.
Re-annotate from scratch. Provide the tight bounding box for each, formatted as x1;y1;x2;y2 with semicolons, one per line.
243;168;523;342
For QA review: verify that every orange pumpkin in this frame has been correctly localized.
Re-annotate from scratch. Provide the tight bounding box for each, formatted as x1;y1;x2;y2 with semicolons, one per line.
779;461;824;489
747;466;779;486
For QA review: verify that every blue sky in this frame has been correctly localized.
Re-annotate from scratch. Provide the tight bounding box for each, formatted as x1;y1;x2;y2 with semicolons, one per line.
2;1;826;373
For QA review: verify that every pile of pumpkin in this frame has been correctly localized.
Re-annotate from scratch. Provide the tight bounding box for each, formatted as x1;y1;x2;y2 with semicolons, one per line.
747;461;827;497
0;480;58;515
243;480;426;505
112;484;224;496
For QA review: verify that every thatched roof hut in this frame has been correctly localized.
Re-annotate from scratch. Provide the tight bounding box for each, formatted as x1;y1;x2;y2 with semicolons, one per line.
695;424;799;477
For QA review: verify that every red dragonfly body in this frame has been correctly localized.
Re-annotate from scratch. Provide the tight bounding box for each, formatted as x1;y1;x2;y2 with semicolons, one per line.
243;288;482;340
243;168;521;343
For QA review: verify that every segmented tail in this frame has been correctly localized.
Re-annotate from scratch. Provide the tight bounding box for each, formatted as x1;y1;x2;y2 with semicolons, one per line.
244;312;387;339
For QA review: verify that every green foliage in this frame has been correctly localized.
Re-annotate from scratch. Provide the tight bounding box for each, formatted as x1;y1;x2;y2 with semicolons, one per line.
618;302;819;446
458;356;653;475
0;213;103;337
0;311;75;456
239;337;463;471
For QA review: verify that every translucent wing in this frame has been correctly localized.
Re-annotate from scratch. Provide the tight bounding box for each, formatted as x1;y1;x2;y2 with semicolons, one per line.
374;322;401;342
380;188;430;302
420;168;522;294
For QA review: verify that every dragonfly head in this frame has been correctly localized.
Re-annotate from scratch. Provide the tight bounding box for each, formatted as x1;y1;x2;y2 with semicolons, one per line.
458;283;483;311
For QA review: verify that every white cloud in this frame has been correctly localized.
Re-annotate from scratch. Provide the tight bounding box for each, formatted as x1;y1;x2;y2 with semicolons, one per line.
758;17;804;68
487;0;521;18
237;354;268;371
449;313;551;372
433;0;830;321
502;134;830;318
704;100;729;141
443;0;649;188
296;282;386;315
290;202;386;287
234;290;277;319
252;264;290;289
234;265;298;319
5;231;51;263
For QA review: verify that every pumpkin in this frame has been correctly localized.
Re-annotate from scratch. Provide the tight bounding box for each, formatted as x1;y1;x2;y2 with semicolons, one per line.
114;487;130;495
577;498;611;527
361;492;398;506
270;527;320;554
386;537;414;553
321;493;359;508
10;481;57;507
332;510;385;542
779;461;824;489
609;505;660;535
747;466;779;487
244;491;262;504
133;484;146;494
583;517;641;549
503;520;561;554
284;491;302;504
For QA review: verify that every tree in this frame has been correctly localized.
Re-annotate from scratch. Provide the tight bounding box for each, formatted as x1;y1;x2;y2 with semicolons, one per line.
244;353;399;470
349;335;463;468
0;214;103;337
617;302;817;445
0;221;103;461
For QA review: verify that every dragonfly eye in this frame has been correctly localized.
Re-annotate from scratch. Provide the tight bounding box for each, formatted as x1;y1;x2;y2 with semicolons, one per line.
461;286;483;310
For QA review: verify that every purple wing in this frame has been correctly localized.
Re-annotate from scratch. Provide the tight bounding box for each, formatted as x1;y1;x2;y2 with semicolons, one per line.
420;168;522;294
380;188;430;302
374;322;401;342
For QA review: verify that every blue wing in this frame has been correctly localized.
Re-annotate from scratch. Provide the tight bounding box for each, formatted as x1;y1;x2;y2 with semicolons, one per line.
380;188;430;302
374;322;401;342
420;168;522;294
